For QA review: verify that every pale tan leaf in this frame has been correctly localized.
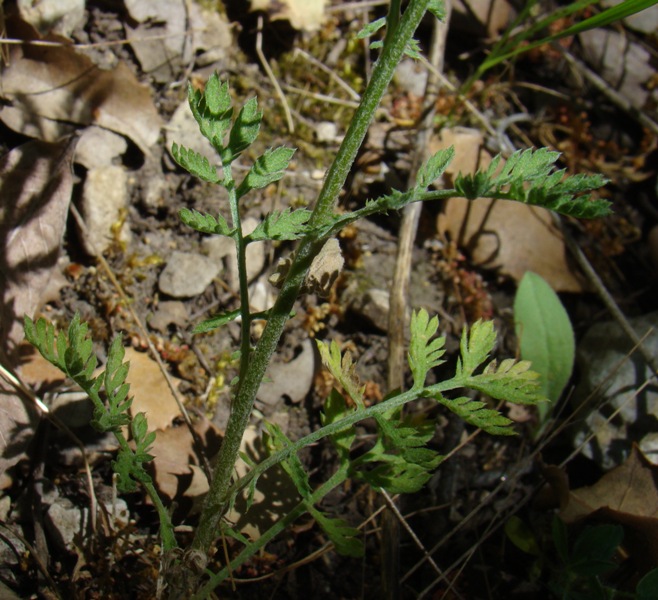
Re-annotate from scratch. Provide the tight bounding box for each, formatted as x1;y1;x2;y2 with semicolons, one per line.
0;19;162;153
250;0;327;32
0;136;77;360
124;348;184;432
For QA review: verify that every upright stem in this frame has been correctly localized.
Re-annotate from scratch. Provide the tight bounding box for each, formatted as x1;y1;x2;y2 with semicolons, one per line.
191;0;432;559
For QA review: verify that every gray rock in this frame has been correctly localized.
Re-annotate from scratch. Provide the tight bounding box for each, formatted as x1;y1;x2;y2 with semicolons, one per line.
75;127;127;169
158;251;221;298
80;166;131;256
148;300;189;332
573;311;658;468
18;0;85;37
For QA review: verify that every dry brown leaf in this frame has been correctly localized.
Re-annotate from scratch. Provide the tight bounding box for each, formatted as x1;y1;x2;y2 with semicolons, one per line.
0;136;77;360
250;0;327;32
0;19;162;154
147;419;222;507
561;445;658;569
124;348;184;432
433;129;584;292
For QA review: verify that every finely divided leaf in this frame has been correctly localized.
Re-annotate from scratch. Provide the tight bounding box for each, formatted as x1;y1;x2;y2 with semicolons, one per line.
309;507;364;557
456;320;496;378
321;389;356;461
204;73;232;116
454;148;610;218
428;0;447;20
317;340;366;409
264;422;311;498
416;147;455;189
236;147;295;199
247;209;312;243
356;17;386;39
187;80;233;151
464;358;546;406
434;394;515;436
179;208;233;236
171;143;220;183
408;308;446;389
224;97;262;163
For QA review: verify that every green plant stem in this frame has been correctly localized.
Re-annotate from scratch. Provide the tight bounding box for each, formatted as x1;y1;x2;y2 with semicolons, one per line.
193;465;351;599
224;164;252;381
190;0;432;560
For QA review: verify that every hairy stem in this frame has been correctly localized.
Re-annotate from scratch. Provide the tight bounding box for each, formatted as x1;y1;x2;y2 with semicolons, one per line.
191;0;432;559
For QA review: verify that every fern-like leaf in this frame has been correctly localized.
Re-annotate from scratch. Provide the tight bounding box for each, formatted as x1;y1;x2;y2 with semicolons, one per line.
460;358;547;406
236;147;296;199
308;507;364;557
455;148;610;218
408;308;446;389
416;147;455;189
171;143;220;183
246;208;312;243
317;340;366;409
187;74;233;152
434;394;515;436
179;208;233;236
455;319;497;378
223;97;262;163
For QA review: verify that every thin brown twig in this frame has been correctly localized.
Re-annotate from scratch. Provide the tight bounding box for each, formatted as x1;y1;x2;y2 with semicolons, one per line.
255;16;294;134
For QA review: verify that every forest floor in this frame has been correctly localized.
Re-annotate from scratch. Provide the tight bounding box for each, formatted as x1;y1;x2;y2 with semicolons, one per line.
1;1;658;598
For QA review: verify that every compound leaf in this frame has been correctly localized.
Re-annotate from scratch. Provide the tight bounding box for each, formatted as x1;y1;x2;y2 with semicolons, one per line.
224;97;262;163
236;146;295;199
408;308;446;389
171;143;220;184
179;208;233;236
416;147;454;189
246;208;312;243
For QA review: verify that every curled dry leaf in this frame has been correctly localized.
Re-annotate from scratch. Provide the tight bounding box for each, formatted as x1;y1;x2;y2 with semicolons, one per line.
0;18;162;154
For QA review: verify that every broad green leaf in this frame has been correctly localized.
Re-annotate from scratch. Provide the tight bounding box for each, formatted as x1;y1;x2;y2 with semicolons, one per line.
246;208;312;243
224;97;262;163
416;147;455;189
514;272;575;414
637;568;658;600
236;146;296;199
193;309;241;334
569;524;623;576
179;208;233;236
408;308;446;389
171;143;220;184
505;516;541;556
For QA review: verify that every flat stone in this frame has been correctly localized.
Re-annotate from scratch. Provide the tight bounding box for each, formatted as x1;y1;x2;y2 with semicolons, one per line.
75;126;127;169
80;166;131;256
158;251;221;297
148;300;189;332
